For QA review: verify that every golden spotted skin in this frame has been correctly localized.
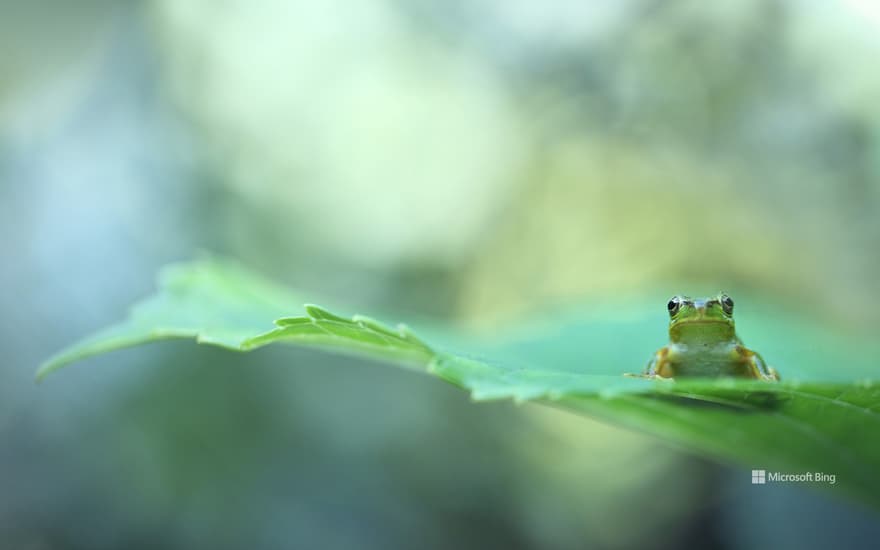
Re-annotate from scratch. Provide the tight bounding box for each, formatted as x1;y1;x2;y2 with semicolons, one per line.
644;293;779;381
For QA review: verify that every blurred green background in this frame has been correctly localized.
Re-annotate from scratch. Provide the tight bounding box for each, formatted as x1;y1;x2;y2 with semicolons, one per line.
2;0;880;548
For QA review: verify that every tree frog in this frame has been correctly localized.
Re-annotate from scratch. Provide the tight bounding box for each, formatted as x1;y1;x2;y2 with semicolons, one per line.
641;293;779;380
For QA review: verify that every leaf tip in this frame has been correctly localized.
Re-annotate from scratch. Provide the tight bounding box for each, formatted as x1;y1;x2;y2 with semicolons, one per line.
304;304;349;323
35;359;60;383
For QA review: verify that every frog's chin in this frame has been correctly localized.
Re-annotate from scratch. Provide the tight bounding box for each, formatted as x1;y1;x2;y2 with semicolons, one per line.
669;319;736;341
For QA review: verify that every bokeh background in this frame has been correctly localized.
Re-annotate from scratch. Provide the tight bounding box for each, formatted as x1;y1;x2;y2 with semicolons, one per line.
2;0;880;548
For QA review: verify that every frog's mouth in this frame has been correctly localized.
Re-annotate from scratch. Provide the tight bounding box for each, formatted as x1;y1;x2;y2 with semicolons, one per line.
671;318;733;331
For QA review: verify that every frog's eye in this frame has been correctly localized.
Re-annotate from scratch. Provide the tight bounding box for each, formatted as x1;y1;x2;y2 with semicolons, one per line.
721;295;734;314
667;297;680;316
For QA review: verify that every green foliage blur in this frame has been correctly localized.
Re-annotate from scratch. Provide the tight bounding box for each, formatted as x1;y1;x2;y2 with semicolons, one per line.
2;1;879;549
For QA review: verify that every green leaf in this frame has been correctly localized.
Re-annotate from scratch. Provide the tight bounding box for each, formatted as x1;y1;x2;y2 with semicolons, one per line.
38;258;880;510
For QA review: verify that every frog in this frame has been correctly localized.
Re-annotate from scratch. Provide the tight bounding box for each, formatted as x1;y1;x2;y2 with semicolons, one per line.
639;292;779;380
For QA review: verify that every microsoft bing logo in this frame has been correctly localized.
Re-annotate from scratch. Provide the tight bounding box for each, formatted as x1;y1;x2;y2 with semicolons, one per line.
750;469;836;485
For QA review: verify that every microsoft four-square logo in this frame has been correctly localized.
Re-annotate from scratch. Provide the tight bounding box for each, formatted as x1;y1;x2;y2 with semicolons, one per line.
752;470;766;484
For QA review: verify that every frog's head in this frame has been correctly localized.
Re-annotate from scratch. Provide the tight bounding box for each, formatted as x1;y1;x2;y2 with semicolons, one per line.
666;292;736;343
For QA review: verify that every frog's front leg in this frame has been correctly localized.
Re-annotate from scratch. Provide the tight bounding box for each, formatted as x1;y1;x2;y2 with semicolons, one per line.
625;347;674;379
749;351;779;381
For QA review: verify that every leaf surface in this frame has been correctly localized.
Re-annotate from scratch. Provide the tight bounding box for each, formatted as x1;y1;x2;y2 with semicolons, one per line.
39;258;880;510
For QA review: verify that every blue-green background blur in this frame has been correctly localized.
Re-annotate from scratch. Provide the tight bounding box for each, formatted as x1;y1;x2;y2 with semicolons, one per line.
2;1;880;549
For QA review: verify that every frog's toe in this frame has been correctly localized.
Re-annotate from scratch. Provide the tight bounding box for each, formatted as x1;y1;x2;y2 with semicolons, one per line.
623;372;675;381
